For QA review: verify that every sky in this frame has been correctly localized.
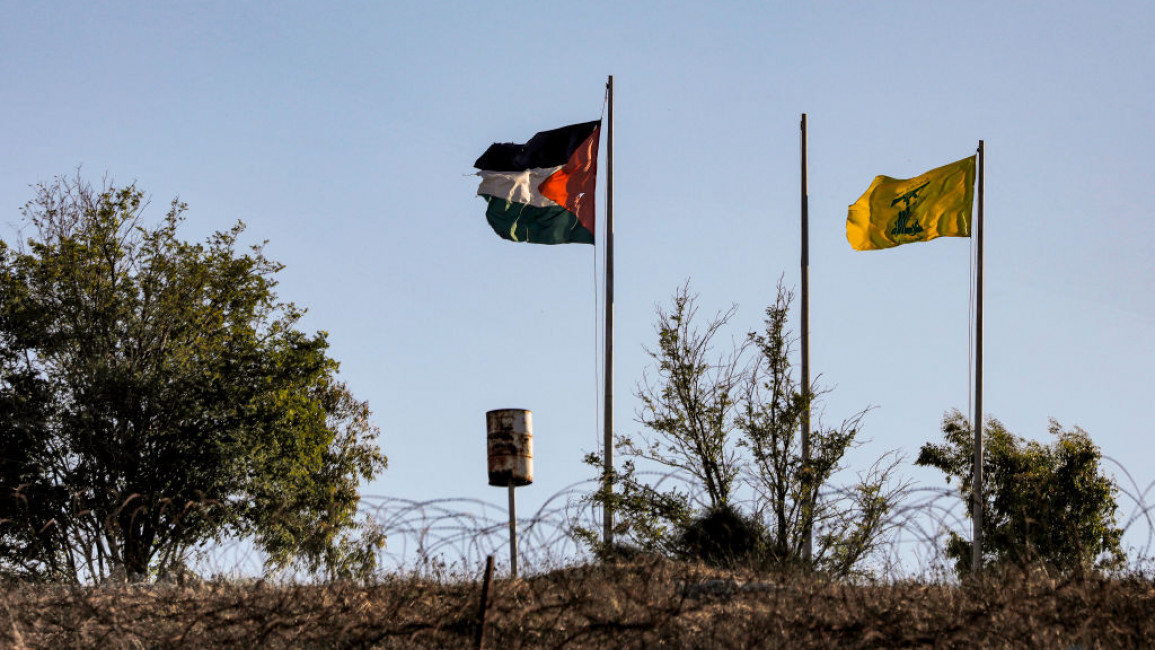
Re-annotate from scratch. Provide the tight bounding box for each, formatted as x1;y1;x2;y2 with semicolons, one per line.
2;1;1153;569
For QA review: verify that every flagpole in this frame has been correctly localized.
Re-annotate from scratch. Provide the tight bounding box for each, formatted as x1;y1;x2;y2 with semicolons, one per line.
602;75;616;547
972;140;985;576
799;114;812;563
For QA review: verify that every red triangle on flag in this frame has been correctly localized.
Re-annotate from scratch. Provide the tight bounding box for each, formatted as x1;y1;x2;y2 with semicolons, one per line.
538;125;601;236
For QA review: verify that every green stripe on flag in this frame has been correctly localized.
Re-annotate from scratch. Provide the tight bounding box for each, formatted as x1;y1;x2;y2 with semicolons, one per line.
483;196;594;245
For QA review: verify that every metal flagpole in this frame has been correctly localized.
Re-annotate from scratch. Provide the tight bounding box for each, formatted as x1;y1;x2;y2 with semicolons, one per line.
972;140;985;576
508;481;519;578
603;75;616;546
800;114;813;563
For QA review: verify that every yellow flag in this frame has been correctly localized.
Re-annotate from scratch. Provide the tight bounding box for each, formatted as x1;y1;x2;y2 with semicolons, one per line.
846;155;976;251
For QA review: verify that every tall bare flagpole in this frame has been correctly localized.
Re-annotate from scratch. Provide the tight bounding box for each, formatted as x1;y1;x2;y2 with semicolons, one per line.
799;114;813;563
602;75;616;546
972;140;985;575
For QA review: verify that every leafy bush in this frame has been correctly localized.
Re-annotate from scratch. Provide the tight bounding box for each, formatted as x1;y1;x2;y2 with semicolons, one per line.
580;281;906;577
675;504;767;569
917;410;1125;577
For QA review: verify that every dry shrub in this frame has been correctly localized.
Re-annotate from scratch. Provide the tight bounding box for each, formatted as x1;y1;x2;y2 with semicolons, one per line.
1;558;1153;649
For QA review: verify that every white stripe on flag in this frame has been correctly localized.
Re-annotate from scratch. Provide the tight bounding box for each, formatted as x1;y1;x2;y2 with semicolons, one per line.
476;166;563;208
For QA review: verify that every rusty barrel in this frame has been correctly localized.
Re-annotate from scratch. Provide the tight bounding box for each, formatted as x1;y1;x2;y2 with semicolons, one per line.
486;409;533;486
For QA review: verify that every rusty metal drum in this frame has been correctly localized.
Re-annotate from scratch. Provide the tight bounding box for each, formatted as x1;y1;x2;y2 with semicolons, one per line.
486;409;533;486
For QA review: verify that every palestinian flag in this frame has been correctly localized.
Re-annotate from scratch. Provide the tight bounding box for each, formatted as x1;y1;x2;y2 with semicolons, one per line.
474;120;601;245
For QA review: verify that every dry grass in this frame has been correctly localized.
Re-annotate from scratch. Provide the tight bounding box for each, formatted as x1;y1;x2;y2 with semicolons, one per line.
2;557;1153;649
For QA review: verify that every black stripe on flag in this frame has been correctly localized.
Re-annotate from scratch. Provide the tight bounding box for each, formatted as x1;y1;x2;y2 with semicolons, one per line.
474;120;601;172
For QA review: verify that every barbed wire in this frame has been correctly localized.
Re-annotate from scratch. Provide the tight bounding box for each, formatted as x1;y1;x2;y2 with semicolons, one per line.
58;459;1143;583
342;461;1154;580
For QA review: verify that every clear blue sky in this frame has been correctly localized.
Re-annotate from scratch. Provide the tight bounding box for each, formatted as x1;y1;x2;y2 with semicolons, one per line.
3;1;1152;564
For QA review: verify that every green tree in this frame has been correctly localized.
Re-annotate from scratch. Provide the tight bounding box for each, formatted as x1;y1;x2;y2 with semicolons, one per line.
631;282;743;511
917;410;1125;577
580;282;906;576
0;175;386;583
738;283;903;576
578;283;736;556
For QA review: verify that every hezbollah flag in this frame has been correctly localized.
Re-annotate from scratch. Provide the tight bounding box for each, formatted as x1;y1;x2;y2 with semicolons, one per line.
846;155;977;251
474;120;601;245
